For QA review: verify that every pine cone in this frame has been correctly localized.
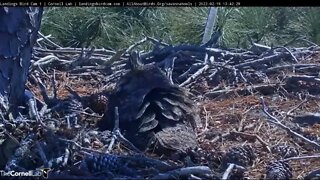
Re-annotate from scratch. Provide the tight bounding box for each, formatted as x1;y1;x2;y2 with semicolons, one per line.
222;145;256;167
51;96;83;118
83;93;108;114
83;154;136;176
271;144;299;159
266;161;292;180
187;148;224;168
228;168;249;180
64;98;83;113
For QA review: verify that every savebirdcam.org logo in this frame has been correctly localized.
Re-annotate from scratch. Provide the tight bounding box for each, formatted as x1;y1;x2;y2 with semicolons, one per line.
0;168;51;178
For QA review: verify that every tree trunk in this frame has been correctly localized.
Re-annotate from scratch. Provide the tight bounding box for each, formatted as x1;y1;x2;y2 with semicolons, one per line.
0;7;43;116
202;7;218;44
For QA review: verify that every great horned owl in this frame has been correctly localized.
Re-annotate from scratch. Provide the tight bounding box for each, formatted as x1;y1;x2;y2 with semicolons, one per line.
98;51;201;154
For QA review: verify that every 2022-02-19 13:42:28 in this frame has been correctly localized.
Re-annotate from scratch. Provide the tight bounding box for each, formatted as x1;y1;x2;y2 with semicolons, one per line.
197;2;241;6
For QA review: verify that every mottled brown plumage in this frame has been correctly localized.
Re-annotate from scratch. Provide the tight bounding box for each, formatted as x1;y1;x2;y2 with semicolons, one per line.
98;51;200;153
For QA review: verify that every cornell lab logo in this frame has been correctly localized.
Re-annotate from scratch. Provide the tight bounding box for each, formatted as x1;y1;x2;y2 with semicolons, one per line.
0;168;51;178
40;168;52;178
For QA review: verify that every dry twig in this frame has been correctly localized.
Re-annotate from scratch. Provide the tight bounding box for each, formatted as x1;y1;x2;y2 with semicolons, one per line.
151;166;213;179
260;97;320;149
